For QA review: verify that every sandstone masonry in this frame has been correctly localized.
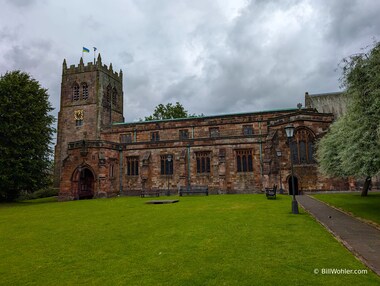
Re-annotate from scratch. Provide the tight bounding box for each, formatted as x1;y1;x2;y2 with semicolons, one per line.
55;57;351;200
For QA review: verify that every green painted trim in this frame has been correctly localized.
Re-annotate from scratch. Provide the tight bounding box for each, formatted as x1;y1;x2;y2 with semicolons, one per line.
112;107;299;126
308;91;344;97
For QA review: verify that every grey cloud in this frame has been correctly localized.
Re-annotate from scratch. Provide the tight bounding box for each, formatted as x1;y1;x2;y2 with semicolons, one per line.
4;40;52;70
82;16;101;32
153;0;326;115
0;26;20;42
324;1;380;45
1;0;380;123
6;0;38;8
119;52;134;65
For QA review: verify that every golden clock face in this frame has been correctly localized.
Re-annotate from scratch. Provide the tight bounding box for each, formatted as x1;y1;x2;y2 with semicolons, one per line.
74;110;84;120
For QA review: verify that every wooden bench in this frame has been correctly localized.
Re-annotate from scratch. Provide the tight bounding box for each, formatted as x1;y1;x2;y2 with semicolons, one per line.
179;186;209;196
265;185;277;199
140;189;160;198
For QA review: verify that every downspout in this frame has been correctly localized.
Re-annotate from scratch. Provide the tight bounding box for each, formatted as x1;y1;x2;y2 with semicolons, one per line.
188;126;194;191
187;145;191;191
259;118;263;177
119;145;123;195
109;98;112;125
259;118;265;191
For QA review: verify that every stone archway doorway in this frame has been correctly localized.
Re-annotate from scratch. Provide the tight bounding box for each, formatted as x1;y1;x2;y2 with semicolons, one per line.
288;176;299;195
78;168;95;199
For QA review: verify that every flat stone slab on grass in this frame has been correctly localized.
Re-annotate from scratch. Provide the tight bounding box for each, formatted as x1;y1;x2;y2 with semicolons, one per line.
145;200;179;204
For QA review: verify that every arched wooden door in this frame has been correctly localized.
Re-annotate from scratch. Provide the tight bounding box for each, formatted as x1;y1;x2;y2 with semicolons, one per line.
78;168;94;199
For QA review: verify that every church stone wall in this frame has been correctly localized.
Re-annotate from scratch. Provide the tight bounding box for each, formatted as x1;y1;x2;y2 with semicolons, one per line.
55;56;353;200
58;106;351;200
305;91;348;119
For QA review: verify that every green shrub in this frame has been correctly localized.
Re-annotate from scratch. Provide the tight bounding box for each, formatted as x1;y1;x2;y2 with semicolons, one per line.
18;188;58;201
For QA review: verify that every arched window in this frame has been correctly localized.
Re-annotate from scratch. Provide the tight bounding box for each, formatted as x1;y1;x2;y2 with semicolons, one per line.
72;83;80;101
112;87;117;106
160;155;173;175
126;156;139;176
104;84;112;107
196;152;211;173
236;149;253;172
82;83;89;100
291;128;315;165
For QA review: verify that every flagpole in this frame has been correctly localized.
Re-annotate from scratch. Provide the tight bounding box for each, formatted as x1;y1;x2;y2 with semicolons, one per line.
93;47;96;64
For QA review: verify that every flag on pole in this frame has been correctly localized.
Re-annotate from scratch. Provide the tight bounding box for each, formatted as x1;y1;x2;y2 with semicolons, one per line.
93;47;97;64
83;47;90;53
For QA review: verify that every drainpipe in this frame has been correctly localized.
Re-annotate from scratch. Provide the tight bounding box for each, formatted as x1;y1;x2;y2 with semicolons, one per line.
259;117;265;192
119;145;123;195
259;118;263;177
187;145;191;191
109;99;112;126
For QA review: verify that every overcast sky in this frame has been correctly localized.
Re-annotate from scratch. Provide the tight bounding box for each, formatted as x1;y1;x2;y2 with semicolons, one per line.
1;0;380;123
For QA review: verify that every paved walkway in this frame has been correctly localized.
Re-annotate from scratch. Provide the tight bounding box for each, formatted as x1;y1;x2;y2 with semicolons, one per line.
297;195;380;276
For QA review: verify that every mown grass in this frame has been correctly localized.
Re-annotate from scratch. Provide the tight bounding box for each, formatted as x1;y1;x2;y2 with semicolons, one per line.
313;192;380;225
0;195;379;285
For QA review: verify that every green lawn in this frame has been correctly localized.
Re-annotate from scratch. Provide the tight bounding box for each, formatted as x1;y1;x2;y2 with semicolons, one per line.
313;192;380;226
0;195;378;285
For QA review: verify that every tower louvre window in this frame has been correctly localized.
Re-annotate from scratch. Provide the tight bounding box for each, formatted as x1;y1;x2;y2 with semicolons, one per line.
72;83;80;101
103;84;112;107
82;83;89;100
112;88;117;106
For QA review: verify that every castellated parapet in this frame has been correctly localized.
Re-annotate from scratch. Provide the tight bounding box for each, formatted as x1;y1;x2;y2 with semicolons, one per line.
62;54;123;81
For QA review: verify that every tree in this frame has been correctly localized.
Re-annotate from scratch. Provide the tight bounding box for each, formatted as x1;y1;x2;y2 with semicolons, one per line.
144;102;200;121
0;71;55;201
317;42;380;196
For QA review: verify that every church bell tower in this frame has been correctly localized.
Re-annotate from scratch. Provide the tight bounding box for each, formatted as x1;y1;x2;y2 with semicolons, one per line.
53;54;124;187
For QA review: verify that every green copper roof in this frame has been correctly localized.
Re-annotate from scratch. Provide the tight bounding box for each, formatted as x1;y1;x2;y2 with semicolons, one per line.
308;91;344;97
112;107;299;126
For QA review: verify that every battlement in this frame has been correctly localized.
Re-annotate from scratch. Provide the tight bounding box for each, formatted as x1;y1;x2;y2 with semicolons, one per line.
62;53;122;80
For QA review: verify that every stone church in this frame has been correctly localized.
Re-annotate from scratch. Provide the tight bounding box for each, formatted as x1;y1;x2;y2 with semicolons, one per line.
54;55;350;200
